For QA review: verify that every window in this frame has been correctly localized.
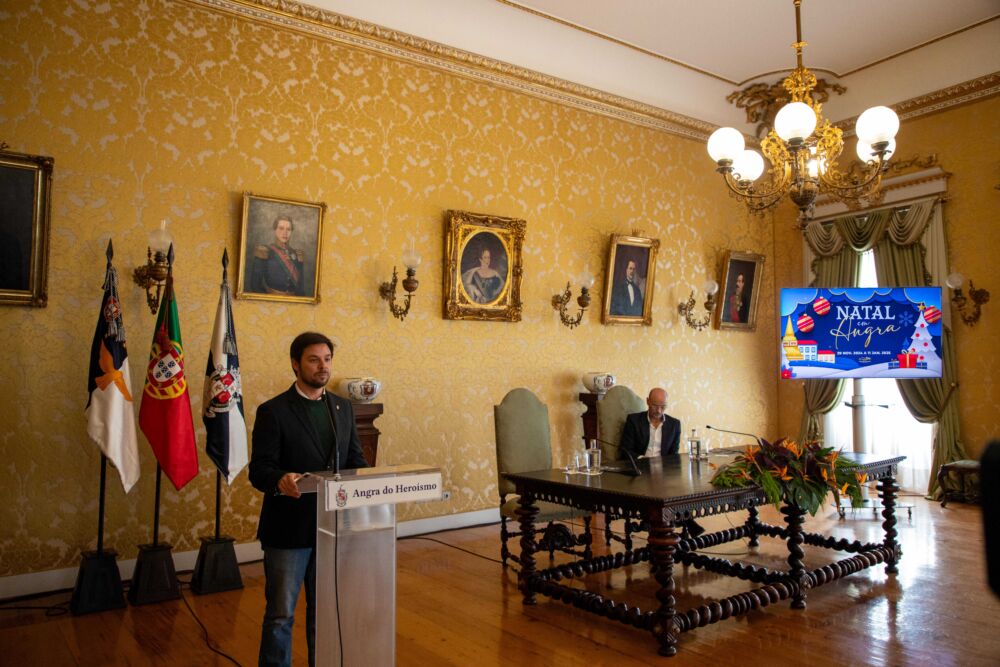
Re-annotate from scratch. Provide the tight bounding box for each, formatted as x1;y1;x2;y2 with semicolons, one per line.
822;250;933;493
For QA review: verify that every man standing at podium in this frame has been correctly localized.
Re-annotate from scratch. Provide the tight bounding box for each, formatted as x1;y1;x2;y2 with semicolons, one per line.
250;331;368;667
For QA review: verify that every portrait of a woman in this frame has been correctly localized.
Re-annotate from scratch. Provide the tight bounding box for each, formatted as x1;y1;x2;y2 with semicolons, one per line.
461;242;506;304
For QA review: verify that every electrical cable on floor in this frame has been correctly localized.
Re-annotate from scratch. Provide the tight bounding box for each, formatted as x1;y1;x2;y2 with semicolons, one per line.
0;600;70;616
176;583;243;667
398;535;505;565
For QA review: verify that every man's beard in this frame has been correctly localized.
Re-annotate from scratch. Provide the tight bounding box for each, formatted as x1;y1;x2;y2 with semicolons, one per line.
300;373;329;389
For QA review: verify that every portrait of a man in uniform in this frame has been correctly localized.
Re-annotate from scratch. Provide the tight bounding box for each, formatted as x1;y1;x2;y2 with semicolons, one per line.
237;193;325;304
252;217;304;296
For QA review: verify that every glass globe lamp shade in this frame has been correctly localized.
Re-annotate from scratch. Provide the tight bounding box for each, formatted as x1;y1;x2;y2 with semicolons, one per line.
732;149;765;182
855;106;899;145
401;242;422;270
578;271;595;289
707;127;745;163
774;102;817;142
945;272;965;290
856;137;896;162
704;279;719;296
149;220;172;254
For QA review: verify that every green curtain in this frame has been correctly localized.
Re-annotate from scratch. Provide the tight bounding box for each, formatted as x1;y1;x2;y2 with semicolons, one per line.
799;248;860;442
873;241;967;496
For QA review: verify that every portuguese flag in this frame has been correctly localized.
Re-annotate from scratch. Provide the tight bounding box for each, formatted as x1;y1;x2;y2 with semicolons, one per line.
139;270;199;490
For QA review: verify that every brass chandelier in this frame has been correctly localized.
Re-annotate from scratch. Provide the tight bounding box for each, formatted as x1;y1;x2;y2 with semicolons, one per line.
707;0;900;224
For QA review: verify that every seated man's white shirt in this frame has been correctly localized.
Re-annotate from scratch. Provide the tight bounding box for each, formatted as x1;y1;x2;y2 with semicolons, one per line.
643;418;663;458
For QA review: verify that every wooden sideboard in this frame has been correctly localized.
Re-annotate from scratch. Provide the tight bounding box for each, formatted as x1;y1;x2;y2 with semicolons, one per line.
579;392;603;445
352;402;384;466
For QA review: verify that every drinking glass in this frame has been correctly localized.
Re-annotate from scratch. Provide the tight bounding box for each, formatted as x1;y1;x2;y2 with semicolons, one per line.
584;447;602;475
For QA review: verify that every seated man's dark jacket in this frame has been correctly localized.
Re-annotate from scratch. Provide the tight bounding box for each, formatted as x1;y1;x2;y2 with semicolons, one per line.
249;385;369;549
618;411;681;460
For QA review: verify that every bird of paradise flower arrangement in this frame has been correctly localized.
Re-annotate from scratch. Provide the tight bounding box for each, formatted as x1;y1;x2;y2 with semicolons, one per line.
710;438;867;516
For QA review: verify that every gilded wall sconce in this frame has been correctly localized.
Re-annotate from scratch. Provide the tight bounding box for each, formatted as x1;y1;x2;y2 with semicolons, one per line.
379;241;421;321
946;272;989;326
132;220;172;314
678;280;719;331
551;274;593;329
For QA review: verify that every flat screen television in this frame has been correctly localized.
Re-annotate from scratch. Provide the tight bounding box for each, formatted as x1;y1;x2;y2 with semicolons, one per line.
779;287;942;380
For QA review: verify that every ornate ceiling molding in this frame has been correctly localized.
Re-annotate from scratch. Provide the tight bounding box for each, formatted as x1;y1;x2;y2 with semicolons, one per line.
185;0;715;140
836;72;1000;136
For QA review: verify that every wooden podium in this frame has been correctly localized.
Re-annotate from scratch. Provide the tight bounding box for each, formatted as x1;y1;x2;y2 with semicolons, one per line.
300;464;442;666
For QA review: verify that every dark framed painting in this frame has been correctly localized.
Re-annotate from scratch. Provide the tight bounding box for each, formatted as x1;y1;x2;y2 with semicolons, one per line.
236;192;325;304
0;147;53;307
601;234;659;325
443;210;524;321
718;250;765;331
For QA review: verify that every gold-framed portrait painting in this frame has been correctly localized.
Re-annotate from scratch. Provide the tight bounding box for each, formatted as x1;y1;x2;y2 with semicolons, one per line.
236;192;325;304
718;250;765;331
602;234;659;325
0;147;52;307
443;210;524;321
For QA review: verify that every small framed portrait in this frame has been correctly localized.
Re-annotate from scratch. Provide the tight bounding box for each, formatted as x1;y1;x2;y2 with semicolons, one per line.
718;250;765;331
236;192;325;304
0;147;53;307
443;210;525;321
602;234;659;325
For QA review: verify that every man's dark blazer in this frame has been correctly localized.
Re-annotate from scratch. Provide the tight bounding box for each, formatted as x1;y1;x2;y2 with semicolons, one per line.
610;279;643;317
249;385;368;549
618;411;681;461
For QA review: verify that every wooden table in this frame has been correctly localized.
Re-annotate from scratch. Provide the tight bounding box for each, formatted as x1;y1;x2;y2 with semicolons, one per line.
503;452;904;658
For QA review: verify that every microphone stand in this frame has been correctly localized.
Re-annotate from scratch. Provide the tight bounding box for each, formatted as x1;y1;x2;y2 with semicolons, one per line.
706;425;764;447
592;437;642;476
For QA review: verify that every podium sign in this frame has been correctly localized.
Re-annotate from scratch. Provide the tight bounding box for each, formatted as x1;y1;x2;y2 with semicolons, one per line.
300;464;441;667
324;472;442;511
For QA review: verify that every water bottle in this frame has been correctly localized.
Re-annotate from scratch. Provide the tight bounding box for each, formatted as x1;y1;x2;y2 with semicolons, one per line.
686;429;701;461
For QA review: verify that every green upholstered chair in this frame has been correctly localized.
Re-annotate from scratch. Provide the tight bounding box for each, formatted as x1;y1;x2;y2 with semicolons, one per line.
596;385;646;549
595;385;646;462
495;388;592;568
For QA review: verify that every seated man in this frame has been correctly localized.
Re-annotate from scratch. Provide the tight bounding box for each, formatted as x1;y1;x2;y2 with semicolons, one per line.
619;387;704;537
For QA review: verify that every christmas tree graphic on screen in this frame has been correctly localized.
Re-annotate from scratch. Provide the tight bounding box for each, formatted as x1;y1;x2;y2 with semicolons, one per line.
779;288;942;380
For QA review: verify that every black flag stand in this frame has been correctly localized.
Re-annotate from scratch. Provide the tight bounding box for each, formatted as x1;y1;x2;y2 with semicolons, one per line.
191;250;243;595
191;470;243;594
127;464;181;605
70;454;127;615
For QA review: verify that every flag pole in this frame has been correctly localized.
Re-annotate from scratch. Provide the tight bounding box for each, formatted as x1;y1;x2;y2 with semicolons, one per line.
97;454;107;554
214;470;222;541
152;465;162;548
71;240;127;615
192;248;244;595
129;244;180;606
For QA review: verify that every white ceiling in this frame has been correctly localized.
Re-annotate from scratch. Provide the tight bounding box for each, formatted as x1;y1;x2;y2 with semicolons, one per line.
303;0;1000;131
507;0;1000;84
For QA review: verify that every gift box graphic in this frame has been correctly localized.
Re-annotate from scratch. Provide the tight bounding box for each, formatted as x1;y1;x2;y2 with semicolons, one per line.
896;352;918;368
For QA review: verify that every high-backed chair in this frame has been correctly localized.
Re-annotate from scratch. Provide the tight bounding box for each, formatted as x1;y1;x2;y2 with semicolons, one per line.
595;385;646;549
495;388;592;568
595;385;646;461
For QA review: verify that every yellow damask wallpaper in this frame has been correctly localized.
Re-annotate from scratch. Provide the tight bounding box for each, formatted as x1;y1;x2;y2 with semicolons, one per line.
775;96;1000;461
0;1;776;577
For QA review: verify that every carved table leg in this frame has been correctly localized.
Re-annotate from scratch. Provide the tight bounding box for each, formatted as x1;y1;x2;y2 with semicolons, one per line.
648;512;680;657
781;504;809;609
746;505;760;548
515;494;539;605
879;476;901;575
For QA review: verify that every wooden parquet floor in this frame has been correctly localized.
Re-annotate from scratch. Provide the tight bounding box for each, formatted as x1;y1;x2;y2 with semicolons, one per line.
1;498;997;666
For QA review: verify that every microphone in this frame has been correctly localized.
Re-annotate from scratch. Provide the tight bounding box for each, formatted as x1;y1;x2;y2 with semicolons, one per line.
324;392;341;477
619;447;642;477
706;425;763;447
590;437;641;476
